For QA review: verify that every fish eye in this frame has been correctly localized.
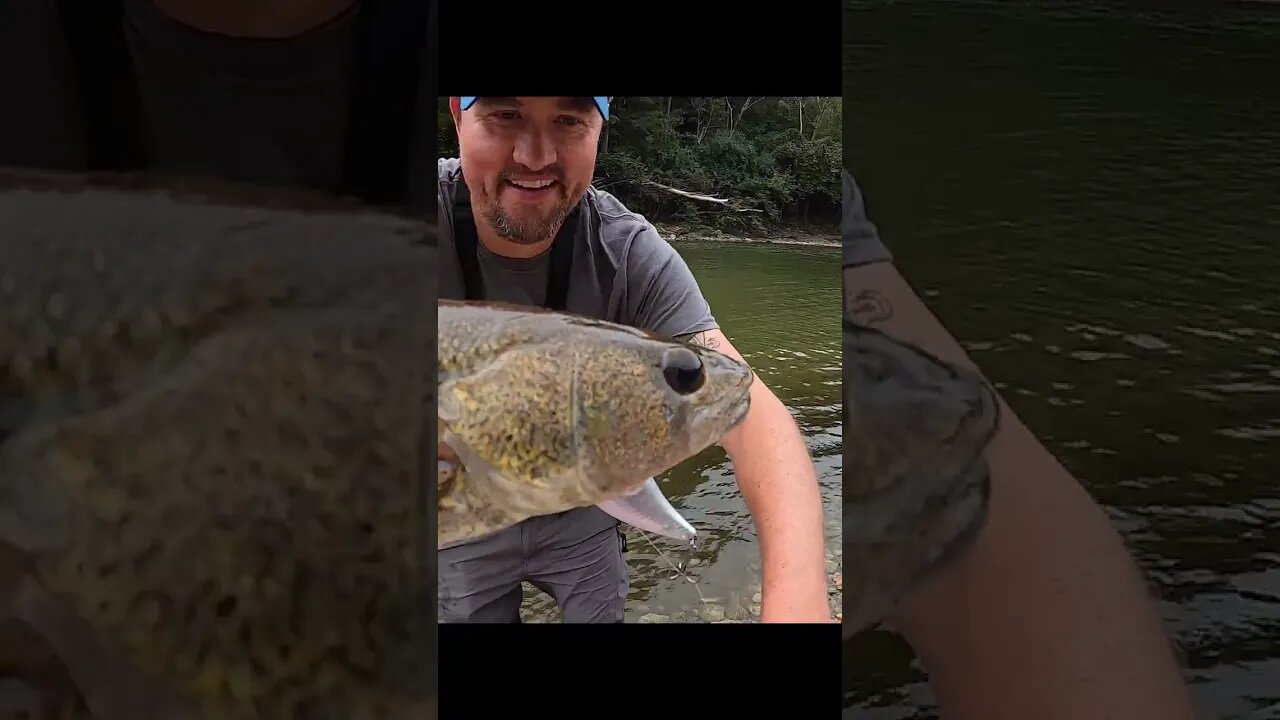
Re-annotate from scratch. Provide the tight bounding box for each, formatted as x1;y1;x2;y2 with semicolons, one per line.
661;348;706;395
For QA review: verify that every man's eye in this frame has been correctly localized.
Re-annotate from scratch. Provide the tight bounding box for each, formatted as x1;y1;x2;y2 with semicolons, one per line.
494;111;520;121
558;116;585;126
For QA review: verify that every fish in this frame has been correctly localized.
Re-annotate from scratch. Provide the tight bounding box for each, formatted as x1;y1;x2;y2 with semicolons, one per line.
842;317;1002;638
0;169;436;719
437;299;754;550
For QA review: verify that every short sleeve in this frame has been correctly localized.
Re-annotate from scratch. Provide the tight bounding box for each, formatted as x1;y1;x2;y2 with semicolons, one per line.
843;169;893;268
620;225;719;339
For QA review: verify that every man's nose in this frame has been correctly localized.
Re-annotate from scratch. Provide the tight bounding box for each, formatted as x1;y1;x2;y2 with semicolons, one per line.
511;129;556;170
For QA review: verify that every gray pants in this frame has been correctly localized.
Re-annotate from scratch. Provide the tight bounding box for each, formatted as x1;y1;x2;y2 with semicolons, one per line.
438;506;627;623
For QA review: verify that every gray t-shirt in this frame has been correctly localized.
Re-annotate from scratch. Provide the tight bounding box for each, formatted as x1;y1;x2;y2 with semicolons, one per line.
0;1;431;205
437;157;718;545
437;157;719;339
843;169;893;268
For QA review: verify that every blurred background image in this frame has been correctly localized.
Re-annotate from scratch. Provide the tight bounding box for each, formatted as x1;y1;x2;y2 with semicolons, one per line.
844;1;1280;717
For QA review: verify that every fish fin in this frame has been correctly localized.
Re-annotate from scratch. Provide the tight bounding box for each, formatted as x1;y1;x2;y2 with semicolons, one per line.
436;378;465;424
439;430;506;499
436;430;531;547
595;478;697;545
7;574;194;720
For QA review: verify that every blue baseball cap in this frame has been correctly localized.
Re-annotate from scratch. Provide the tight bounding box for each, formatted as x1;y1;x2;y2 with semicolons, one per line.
458;96;610;120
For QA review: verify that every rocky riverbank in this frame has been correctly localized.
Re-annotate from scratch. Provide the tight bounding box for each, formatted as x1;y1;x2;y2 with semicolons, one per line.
654;222;840;248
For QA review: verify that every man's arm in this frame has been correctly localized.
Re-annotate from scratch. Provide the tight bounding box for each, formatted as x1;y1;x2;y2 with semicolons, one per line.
680;328;832;623
845;261;1194;719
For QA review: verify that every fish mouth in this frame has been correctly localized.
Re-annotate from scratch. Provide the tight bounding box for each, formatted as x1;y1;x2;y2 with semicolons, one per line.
593;354;752;546
690;360;754;446
726;369;754;424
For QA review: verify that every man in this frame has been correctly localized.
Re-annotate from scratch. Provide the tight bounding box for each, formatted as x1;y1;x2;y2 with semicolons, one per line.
843;169;1196;719
438;96;832;623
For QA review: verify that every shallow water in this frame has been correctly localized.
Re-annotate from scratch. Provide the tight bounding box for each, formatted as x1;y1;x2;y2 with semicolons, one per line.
844;1;1280;717
519;239;844;623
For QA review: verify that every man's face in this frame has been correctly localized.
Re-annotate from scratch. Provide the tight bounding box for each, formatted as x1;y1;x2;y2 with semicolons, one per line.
452;97;602;246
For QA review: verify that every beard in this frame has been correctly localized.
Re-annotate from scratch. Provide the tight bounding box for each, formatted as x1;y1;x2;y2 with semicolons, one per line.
483;187;575;246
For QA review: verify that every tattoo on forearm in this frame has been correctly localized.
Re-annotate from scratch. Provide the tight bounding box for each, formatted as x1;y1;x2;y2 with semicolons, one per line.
845;289;894;326
684;331;721;350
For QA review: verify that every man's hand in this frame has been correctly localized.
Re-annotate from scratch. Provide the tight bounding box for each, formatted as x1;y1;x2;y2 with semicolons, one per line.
681;329;833;623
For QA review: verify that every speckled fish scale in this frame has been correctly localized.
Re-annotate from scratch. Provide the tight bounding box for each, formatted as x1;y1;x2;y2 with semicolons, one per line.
437;299;754;549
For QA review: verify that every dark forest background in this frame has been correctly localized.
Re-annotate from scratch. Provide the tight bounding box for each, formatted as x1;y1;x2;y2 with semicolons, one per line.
439;96;842;236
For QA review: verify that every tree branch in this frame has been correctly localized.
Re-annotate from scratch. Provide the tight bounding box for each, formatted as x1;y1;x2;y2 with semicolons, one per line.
643;181;763;212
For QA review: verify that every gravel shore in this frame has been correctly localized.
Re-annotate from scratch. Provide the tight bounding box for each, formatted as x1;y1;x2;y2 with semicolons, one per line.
518;537;843;624
655;222;841;249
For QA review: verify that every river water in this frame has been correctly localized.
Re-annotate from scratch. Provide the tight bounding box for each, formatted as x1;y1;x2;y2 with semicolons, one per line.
844;1;1280;718
518;239;845;624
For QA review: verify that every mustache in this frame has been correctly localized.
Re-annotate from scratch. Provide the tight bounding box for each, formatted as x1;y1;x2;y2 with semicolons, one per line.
500;168;563;183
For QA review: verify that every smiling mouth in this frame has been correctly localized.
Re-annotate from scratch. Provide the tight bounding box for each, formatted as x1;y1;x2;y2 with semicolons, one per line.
504;178;558;193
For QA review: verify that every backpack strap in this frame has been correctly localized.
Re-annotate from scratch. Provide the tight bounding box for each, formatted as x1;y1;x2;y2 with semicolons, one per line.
451;172;577;311
544;216;574;311
451;175;486;302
